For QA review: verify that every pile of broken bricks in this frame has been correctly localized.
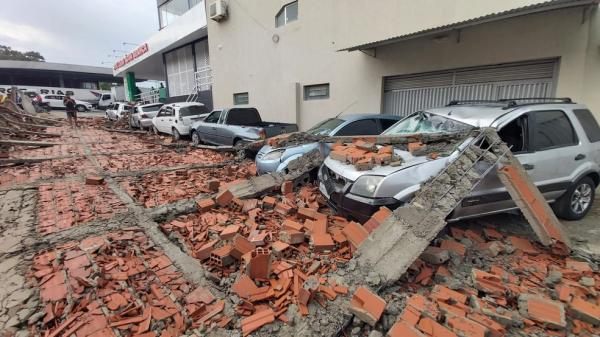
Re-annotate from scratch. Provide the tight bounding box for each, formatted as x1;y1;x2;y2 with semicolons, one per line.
29;228;231;337
96;149;234;173
119;162;256;208
37;181;127;236
328;139;438;170
346;225;600;337
160;183;367;335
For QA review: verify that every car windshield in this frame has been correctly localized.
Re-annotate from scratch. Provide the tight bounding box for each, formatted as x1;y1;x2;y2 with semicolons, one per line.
180;105;209;117
383;111;473;135
306;118;345;135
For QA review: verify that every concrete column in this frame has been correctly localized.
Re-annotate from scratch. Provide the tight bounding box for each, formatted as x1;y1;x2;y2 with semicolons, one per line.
124;72;136;102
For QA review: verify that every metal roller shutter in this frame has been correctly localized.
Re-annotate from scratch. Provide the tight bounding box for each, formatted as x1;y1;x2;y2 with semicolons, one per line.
383;59;558;116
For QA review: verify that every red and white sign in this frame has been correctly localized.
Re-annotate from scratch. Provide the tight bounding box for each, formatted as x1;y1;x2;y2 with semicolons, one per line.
113;43;149;71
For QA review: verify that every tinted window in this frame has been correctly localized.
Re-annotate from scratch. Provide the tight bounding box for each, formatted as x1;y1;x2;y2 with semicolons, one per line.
533;110;577;150
227;108;261;126
101;95;111;100
165;107;174;116
204;111;222;123
123;105;132;111
180;105;209;117
573;109;600;143
379;118;398;131
499;115;528;153
336;119;380;136
308;118;345;136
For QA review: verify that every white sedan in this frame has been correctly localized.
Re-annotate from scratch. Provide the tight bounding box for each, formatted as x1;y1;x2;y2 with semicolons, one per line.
39;94;93;112
152;102;210;140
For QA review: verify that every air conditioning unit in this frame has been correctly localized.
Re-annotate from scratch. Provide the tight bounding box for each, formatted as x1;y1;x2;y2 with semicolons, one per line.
209;0;228;22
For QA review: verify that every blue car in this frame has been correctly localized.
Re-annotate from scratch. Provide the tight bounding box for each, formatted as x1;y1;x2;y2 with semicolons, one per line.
255;114;401;174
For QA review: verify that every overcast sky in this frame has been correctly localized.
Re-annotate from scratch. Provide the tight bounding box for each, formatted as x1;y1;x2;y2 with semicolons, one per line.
0;0;158;67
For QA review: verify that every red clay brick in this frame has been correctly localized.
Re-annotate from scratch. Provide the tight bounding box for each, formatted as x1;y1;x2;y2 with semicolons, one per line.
279;229;305;245
349;286;386;326
342;221;369;248
215;189;234;207
568;296;600;325
387;320;427;337
197;198;215;213
85;176;104;185
518;294;566;329
440;239;466;256
281;180;294;194
446;315;488;337
417;317;457;337
312;233;335;252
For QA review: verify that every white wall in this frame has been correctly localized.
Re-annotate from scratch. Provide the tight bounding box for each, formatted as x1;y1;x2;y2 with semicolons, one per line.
207;1;600;130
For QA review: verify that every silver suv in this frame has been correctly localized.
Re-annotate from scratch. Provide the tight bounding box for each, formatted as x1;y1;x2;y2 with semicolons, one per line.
319;99;600;223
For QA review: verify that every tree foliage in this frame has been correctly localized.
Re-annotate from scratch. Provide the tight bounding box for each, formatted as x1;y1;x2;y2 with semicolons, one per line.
0;45;45;62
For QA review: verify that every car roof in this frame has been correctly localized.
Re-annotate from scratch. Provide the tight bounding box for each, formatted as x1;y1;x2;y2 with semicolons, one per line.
424;104;516;128
339;114;402;122
166;102;205;108
138;102;163;108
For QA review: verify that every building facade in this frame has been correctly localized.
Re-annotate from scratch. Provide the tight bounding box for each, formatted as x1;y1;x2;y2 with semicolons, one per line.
0;60;123;103
113;0;212;108
206;0;600;130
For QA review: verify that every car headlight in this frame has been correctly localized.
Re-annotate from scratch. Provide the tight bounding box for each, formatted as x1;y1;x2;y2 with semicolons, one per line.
350;175;384;198
262;149;285;161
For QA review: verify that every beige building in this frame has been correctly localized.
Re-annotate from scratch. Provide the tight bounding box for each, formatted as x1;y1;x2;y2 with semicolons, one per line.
206;0;600;130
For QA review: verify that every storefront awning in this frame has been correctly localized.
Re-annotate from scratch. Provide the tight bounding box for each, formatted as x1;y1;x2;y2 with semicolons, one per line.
339;0;598;52
113;4;208;80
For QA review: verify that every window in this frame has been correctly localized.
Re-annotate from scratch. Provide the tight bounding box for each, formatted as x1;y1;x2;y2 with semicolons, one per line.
159;0;191;29
532;110;577;151
304;83;329;100
227;108;261;126
573;109;600;143
308;118;345;136
336;119;380;136
101;94;111;100
233;92;249;105
383;111;473;135
276;1;298;27
204;110;222;123
499;115;528;153
180;105;209;117
379;118;399;132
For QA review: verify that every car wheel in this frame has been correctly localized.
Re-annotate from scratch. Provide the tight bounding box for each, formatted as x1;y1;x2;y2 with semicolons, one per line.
152;125;159;135
172;128;181;141
553;176;595;220
191;130;201;146
76;105;86;112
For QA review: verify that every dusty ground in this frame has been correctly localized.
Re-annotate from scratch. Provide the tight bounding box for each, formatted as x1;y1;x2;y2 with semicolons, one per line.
0;116;598;337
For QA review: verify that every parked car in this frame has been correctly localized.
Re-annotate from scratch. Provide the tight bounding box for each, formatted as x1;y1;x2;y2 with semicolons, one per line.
105;102;133;121
152;102;210;140
319;99;600;223
130;102;164;129
190;107;298;147
256;114;401;174
39;94;93;112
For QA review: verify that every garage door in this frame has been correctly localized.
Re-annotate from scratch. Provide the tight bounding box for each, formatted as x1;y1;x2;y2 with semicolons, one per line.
383;59;558;116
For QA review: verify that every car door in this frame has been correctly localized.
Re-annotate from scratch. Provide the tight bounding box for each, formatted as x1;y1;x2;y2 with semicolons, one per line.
517;109;580;200
453;110;580;220
154;108;166;131
199;110;222;144
163;106;175;134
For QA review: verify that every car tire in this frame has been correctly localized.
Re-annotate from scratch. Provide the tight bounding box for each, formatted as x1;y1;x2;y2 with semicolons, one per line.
76;105;86;112
552;176;595;220
191;130;201;146
172;128;181;141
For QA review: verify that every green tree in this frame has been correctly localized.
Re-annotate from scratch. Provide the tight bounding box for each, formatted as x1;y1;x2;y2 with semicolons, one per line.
0;45;45;61
99;82;112;90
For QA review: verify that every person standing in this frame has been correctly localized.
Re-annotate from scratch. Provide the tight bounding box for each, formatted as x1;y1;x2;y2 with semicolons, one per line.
63;94;79;127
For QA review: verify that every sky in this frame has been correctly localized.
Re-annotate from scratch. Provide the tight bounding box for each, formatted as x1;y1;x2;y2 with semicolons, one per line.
0;0;158;68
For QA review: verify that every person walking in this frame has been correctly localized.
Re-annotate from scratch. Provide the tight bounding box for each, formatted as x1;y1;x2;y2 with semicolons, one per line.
63;94;79;127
